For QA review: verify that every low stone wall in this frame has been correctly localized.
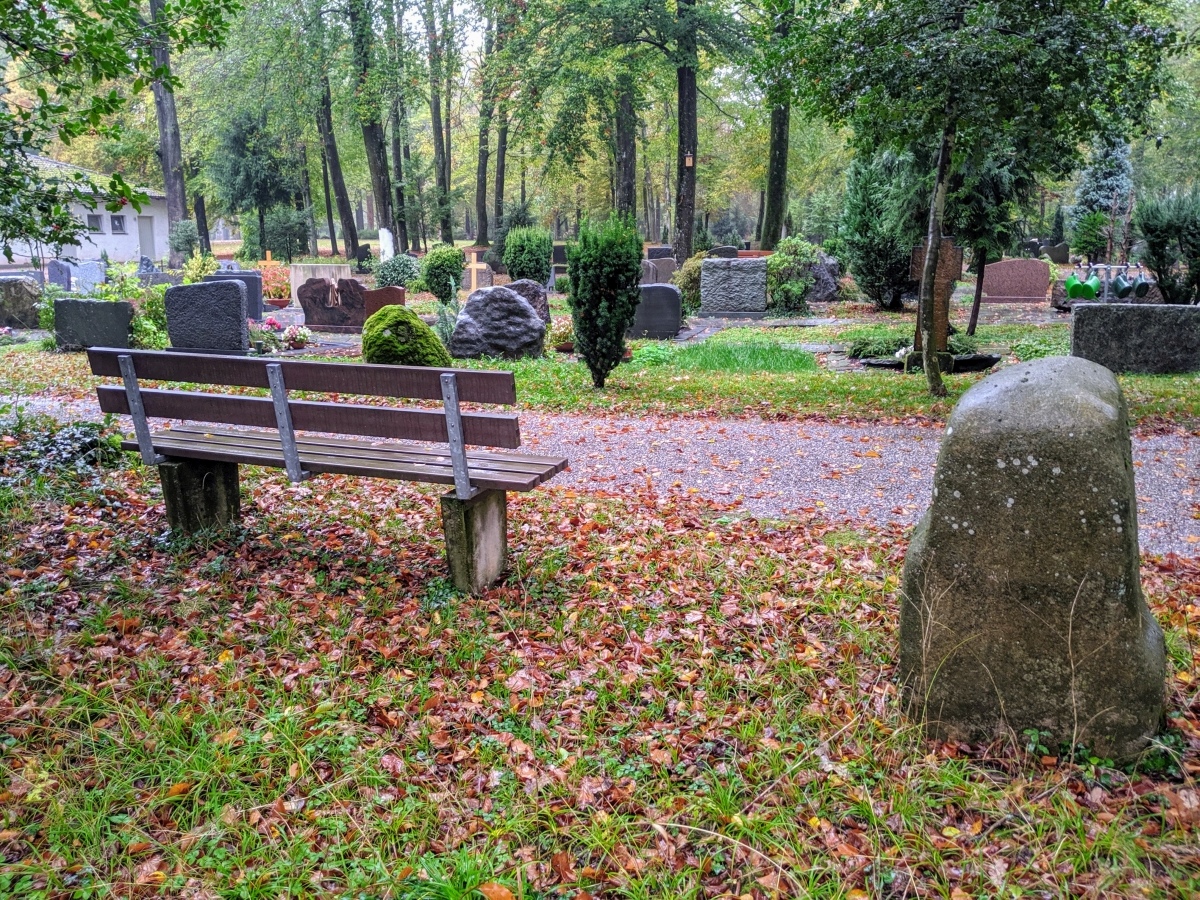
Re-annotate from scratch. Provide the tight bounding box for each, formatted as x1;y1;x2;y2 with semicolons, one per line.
1071;303;1200;374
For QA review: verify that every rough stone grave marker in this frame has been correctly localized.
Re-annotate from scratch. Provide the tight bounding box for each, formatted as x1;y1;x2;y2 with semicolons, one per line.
1072;303;1200;374
449;286;545;359
699;258;768;318
165;281;250;354
900;356;1165;761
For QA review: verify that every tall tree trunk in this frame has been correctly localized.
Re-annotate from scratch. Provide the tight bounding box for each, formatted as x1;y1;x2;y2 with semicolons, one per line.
473;16;496;246
614;76;637;221
148;0;186;266
193;193;211;254
967;246;987;335
919;118;956;397
760;101;790;250
389;102;410;254
423;0;453;242
320;146;339;257
299;144;318;255
399;96;419;251
754;189;765;243
349;0;393;247
494;102;508;227
257;205;267;260
641;121;653;236
674;0;697;264
317;75;358;259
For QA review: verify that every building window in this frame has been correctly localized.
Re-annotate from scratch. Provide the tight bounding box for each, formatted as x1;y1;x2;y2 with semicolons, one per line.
86;214;103;233
110;215;127;234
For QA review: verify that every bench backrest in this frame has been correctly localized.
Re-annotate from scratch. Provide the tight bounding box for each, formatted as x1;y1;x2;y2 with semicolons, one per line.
87;347;521;449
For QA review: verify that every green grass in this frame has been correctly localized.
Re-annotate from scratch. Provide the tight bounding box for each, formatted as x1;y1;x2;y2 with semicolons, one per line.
3;323;1199;426
0;448;1196;898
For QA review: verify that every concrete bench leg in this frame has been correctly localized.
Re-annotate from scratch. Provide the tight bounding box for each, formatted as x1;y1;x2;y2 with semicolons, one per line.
159;458;241;534
441;489;507;594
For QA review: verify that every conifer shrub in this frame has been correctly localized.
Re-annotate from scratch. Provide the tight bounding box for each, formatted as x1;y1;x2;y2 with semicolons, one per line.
567;215;643;388
503;227;552;284
420;244;466;306
362;304;452;367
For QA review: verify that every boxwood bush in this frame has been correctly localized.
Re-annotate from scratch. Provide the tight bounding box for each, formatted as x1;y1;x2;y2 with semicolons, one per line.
375;254;421;289
420;244;466;306
362;305;452;366
503;227;552;284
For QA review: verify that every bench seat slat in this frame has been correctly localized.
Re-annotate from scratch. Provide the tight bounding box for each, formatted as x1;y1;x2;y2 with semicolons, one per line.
98;386;522;449
124;429;566;492
162;427;562;476
87;347;517;405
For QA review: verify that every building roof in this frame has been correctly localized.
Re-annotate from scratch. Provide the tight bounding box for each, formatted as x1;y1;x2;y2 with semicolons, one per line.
29;154;166;200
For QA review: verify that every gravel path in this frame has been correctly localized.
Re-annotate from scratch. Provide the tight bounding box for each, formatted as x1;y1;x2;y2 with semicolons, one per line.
12;396;1199;556
518;413;1199;557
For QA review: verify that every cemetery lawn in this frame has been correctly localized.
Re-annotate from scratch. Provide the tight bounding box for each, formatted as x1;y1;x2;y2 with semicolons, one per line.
1;444;1197;898
3;328;1199;426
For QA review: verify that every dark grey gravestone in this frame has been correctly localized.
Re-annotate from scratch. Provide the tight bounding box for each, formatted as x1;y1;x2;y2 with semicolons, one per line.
1071;303;1200;374
654;257;679;284
900;356;1165;762
1042;242;1070;265
204;271;264;320
699;258;768;318
647;246;674;260
552;244;568;265
1020;239;1042;256
48;259;72;290
54;298;133;350
506;279;550;323
165;281;250;354
808;253;842;303
137;256;158;274
707;245;739;259
449;286;545;360
627;284;682;339
0;276;40;328
73;261;106;295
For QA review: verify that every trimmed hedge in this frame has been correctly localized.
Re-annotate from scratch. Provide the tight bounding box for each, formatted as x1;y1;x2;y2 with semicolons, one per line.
503;227;552;284
567;215;642;388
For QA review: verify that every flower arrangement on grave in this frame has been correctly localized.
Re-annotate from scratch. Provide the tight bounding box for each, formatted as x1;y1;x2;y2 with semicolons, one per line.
282;324;312;348
262;316;284;332
258;265;291;302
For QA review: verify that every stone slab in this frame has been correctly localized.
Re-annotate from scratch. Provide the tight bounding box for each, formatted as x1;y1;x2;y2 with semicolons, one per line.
165;281;250;353
54;298;132;350
1071;302;1200;374
699;257;767;317
708;245;739;259
47;259;72;290
647;246;674;260
290;262;351;304
297;277;369;330
72;261;107;295
204;271;264;320
363;286;406;319
982;258;1051;303
627;284;682;339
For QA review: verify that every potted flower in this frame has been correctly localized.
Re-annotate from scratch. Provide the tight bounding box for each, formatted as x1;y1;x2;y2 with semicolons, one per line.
263;316;285;332
282;324;313;349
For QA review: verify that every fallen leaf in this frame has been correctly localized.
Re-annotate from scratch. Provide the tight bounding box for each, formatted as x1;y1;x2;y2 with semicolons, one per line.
165;781;192;798
477;883;516;900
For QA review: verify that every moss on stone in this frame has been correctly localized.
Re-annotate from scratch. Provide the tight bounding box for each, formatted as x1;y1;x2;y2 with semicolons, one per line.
361;304;452;367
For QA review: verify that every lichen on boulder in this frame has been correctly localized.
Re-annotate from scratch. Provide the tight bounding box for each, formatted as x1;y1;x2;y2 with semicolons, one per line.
361;304;451;367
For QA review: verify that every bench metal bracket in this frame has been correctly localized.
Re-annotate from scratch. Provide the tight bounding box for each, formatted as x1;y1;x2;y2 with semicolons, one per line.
266;363;311;483
440;372;477;501
118;354;167;466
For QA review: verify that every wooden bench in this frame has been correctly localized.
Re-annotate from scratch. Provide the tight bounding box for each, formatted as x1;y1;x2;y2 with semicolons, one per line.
86;347;568;593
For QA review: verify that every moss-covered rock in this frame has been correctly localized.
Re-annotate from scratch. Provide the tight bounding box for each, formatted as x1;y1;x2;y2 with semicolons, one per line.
362;304;452;367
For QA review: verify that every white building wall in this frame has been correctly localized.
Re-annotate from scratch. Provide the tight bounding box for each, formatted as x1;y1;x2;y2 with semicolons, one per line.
8;197;171;265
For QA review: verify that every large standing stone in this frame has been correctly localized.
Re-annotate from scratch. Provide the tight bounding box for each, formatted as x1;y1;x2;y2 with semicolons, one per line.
654;257;679;284
506;279;550;323
1071;303;1200;374
449;286;545;359
808;252;842;304
289;263;351;304
54;298;133;350
47;260;72;290
1042;242;1071;265
627;284;682;339
164;281;250;353
900;357;1165;761
982;258;1051;303
203;271;264;320
699;258;768;318
0;276;40;328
